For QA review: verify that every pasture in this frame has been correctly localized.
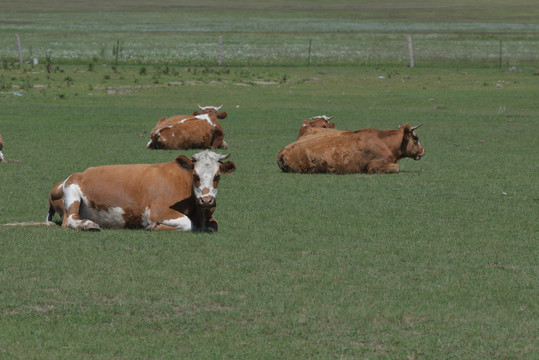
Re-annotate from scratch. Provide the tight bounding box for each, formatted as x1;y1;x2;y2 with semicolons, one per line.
1;1;538;359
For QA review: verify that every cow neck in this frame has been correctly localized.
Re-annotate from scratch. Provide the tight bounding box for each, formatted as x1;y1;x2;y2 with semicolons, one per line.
192;203;215;231
379;128;408;161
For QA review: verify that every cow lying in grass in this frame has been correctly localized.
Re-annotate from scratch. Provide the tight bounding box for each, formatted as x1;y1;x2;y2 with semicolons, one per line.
147;105;229;150
277;124;424;174
47;150;236;231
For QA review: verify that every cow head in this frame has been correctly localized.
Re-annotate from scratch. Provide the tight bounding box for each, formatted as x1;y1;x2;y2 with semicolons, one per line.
400;124;425;160
298;115;335;138
193;105;228;120
176;150;236;209
304;115;335;129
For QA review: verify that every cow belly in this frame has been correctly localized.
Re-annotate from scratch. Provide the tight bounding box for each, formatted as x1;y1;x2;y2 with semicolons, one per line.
278;142;360;174
79;202;127;228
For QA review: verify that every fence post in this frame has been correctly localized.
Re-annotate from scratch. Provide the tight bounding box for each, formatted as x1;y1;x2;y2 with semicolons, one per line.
15;34;23;64
499;40;502;68
218;36;223;66
407;35;414;68
115;40;120;65
308;39;312;66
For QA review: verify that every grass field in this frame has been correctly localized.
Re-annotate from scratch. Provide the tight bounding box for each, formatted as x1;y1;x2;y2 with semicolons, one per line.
1;1;538;359
1;62;537;359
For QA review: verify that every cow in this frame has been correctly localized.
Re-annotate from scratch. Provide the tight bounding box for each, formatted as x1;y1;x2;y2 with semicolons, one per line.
0;133;4;162
298;115;336;139
46;150;237;232
147;105;229;150
277;124;424;174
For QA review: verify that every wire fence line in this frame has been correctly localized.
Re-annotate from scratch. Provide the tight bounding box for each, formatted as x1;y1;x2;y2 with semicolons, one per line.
3;33;538;68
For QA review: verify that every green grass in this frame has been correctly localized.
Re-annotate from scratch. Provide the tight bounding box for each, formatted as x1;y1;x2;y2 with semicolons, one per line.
0;62;537;359
0;1;538;358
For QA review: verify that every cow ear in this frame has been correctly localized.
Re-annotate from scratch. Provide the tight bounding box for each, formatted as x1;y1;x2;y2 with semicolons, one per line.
401;124;412;136
329;123;335;128
217;112;228;119
175;155;194;170
220;161;237;175
192;111;201;116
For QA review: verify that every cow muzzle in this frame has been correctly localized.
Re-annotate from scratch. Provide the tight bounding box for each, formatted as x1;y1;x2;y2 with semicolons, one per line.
415;149;425;161
197;195;216;208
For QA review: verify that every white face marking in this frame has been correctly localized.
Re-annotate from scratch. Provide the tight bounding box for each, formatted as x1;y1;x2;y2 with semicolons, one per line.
191;151;225;201
193;161;219;200
195;114;216;127
161;216;193;232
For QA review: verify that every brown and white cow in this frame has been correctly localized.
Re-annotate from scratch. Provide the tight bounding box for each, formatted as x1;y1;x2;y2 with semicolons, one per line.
0;133;4;162
277;124;424;174
47;150;236;231
297;115;335;139
147;105;229;150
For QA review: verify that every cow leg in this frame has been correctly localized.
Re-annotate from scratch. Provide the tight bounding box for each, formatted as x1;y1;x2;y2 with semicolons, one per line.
206;218;218;232
62;184;101;231
148;210;193;232
367;162;400;174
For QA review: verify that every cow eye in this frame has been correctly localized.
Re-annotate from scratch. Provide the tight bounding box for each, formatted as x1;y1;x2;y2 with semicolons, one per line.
193;174;200;181
214;175;221;181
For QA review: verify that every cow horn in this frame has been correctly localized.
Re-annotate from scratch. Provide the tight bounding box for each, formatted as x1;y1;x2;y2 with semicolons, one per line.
411;123;423;131
218;153;230;161
216;104;223;110
198;104;204;110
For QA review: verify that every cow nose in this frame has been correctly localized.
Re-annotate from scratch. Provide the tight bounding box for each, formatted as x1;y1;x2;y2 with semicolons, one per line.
416;148;425;160
198;195;216;208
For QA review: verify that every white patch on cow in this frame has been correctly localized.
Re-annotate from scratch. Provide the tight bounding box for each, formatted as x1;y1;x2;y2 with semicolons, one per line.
0;150;4;162
64;183;83;212
80;205;126;228
162;216;193;232
146;140;152;147
63;183;126;229
141;207;154;230
156;125;173;138
195;114;215;127
178;118;188;124
66;215;99;230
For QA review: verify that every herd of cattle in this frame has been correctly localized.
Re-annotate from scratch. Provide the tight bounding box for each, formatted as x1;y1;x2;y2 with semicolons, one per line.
1;105;424;232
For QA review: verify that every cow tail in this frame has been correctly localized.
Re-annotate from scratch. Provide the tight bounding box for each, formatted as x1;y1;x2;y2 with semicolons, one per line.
46;202;56;222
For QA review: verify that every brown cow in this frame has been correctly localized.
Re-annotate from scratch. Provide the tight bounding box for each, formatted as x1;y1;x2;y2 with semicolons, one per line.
47;150;236;231
298;115;335;139
147;105;229;150
277;124;424;174
0;133;4;162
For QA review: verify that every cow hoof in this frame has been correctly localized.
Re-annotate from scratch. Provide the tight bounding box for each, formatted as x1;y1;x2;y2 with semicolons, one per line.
82;221;101;231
